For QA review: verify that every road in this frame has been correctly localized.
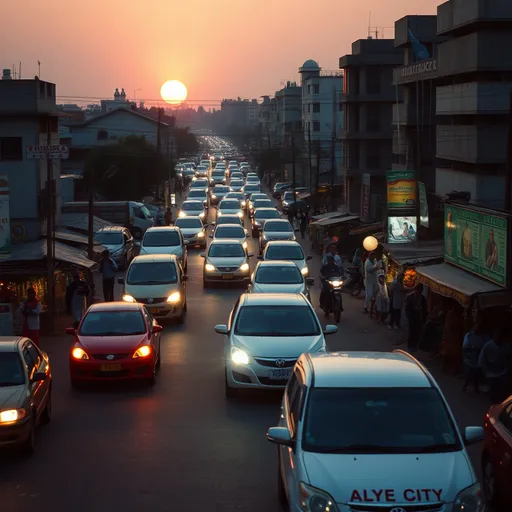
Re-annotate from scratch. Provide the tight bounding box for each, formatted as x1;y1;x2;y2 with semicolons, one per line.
0;192;493;512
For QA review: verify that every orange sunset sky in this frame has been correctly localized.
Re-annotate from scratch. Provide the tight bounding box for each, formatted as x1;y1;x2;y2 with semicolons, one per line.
3;0;439;108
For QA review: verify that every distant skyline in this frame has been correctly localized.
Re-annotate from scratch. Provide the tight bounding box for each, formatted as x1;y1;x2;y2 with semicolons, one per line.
3;0;439;107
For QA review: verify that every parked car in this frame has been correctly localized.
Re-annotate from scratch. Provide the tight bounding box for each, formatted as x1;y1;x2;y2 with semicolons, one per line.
95;226;136;269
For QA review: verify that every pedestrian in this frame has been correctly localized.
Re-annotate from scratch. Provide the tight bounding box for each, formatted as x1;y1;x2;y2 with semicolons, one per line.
287;208;295;227
363;252;379;314
374;273;390;323
462;317;489;393
66;270;91;328
99;250;118;302
164;207;173;226
389;272;406;329
299;210;308;239
20;287;42;346
404;283;427;351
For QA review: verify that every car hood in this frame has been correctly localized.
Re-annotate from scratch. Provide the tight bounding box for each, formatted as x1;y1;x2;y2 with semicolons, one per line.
140;245;183;256
207;256;247;267
253;283;305;294
78;333;148;353
125;282;179;298
302;451;474;505
179;227;204;236
219;209;242;215
232;334;324;358
263;231;295;240
0;385;26;410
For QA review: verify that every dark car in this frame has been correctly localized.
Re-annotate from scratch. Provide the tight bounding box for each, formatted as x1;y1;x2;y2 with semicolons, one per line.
251;207;281;237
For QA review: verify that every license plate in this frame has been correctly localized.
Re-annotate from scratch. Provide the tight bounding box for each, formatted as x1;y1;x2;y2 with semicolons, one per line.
269;369;291;380
100;364;121;372
222;273;233;279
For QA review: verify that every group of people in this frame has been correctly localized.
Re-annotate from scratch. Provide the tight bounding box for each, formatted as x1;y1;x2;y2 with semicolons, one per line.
287;208;310;239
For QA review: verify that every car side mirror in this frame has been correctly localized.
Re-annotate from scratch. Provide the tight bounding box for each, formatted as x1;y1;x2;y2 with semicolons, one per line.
118;278;125;285
32;371;47;383
214;324;229;335
200;253;205;258
152;325;163;334
306;256;312;261
257;255;263;260
464;426;484;446
65;327;76;336
323;325;338;335
266;427;294;447
183;240;190;245
306;277;315;286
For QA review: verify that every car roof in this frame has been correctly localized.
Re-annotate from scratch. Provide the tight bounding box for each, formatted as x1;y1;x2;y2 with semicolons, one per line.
219;198;241;203
0;337;25;352
87;301;143;313
257;260;298;268
255;207;278;213
215;224;244;229
210;238;244;245
240;293;308;307
182;200;204;205
264;219;290;225
254;198;272;202
131;254;179;263
146;226;180;233
265;240;302;247
96;225;125;233
306;351;432;389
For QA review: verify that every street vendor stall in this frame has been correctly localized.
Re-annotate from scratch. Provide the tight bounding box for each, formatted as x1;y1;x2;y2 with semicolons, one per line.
309;214;360;254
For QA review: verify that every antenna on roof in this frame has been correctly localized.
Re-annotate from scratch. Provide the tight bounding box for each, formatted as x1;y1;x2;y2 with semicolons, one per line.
367;11;371;38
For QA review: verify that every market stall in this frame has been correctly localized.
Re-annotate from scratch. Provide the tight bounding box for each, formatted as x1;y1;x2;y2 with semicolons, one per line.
309;214;360;254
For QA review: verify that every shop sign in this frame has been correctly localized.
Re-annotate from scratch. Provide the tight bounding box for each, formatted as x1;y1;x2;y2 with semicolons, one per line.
0;176;11;255
418;182;429;227
444;204;509;286
386;170;416;209
361;173;370;222
400;59;437;78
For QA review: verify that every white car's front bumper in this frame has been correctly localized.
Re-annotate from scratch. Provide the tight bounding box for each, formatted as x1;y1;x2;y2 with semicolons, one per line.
226;356;297;389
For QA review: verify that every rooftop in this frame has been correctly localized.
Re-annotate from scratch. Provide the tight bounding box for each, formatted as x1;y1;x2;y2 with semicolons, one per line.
240;293;308;307
131;254;179;263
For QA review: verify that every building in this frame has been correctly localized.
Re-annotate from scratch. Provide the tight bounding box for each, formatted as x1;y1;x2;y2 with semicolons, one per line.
247;99;260;128
219;98;252;129
100;88;135;114
0;72;62;243
340;38;403;220
275;81;302;141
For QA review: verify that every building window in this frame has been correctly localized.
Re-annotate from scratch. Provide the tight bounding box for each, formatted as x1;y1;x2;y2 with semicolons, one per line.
307;104;311;113
97;129;109;141
0;137;23;161
366;68;382;94
313;103;320;113
313;121;320;132
366;105;381;132
307;85;311;94
313;84;320;94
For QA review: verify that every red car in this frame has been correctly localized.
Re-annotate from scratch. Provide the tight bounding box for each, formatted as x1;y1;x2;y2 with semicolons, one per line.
482;396;512;508
67;302;163;387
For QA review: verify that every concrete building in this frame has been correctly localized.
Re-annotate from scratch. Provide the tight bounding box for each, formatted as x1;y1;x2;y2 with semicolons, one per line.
100;88;135;114
340;38;403;220
275;81;302;142
247;99;260;128
0;73;62;243
220;98;251;129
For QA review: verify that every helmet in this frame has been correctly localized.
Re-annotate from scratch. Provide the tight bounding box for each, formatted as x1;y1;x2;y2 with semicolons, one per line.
331;236;339;243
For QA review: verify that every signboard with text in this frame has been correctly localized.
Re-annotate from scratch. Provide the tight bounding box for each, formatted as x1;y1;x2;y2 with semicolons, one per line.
444;204;509;286
0;176;11;255
386;170;416;209
26;145;69;160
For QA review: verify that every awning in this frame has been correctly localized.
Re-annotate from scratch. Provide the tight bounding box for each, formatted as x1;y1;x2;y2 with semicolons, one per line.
383;240;444;266
61;213;113;233
53;229;105;254
349;222;383;236
312;215;360;227
310;212;345;222
416;263;511;308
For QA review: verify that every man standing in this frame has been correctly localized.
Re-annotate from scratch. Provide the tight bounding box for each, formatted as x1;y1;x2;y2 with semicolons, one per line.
164;207;173;226
20;287;42;346
364;252;379;314
99;250;118;302
405;283;427;351
66;271;91;328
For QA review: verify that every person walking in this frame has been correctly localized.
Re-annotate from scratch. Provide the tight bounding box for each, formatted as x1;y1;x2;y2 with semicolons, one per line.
462;318;489;393
20;287;42;346
363;252;379;314
164;207;173;226
287;208;295;227
66;270;91;328
99;250;118;302
374;273;390;323
404;283;427;351
299;210;308;239
389;272;406;329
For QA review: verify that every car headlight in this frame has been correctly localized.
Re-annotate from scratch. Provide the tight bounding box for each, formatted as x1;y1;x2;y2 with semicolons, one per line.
254;221;261;227
241;201;246;206
72;347;89;360
237;211;244;217
197;232;205;238
299;482;339;512
123;294;136;302
192;177;197;181
205;263;216;272
283;201;289;206
301;267;309;276
239;263;249;271
133;345;152;359
167;292;181;303
0;408;27;424
179;211;186;217
199;212;205;218
231;347;249;365
453;483;485;512
242;241;248;249
331;280;342;287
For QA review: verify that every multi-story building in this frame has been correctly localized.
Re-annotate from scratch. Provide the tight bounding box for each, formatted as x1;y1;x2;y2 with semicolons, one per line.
340;38;403;220
0;73;61;243
247;99;260;128
220;98;251;129
275;81;302;142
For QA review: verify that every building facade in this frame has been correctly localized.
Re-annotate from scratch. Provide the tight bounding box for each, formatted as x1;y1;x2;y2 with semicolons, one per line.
101;88;135;114
340;38;403;220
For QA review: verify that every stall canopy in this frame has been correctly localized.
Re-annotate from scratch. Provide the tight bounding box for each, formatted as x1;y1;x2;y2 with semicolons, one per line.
53;229;105;255
310;212;346;222
349;222;383;237
416;263;512;309
383;240;444;266
61;213;113;234
311;215;360;228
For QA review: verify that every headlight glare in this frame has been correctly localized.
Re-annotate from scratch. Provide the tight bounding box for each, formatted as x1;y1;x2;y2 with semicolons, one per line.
179;211;186;217
301;267;308;276
231;348;249;365
237;211;244;217
205;263;216;272
167;292;181;303
0;409;26;424
72;347;89;360
197;232;205;238
133;345;152;358
123;294;135;302
240;263;249;271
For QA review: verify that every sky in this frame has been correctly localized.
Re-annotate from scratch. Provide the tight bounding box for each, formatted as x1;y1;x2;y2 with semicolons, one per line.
2;0;439;108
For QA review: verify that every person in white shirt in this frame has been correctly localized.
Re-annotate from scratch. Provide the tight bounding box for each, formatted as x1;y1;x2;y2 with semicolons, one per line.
20;287;42;346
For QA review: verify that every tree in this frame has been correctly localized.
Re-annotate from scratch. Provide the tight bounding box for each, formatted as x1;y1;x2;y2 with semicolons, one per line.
84;135;172;200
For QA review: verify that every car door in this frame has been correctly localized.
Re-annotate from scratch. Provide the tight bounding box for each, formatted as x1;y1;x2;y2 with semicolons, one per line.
494;402;512;502
123;231;133;260
21;342;44;418
143;307;160;354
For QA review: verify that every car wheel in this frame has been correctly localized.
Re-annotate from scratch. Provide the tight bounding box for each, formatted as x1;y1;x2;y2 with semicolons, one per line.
483;455;501;507
177;306;185;324
225;370;237;399
20;416;36;456
277;450;288;508
40;389;52;425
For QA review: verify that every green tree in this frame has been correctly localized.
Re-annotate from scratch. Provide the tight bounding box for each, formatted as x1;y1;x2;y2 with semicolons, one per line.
84;135;172;200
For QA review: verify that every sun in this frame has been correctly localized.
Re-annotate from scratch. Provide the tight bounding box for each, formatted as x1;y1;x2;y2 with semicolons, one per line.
160;80;188;105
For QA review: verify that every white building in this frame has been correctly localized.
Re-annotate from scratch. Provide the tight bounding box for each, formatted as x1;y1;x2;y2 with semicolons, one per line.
100;88;135;114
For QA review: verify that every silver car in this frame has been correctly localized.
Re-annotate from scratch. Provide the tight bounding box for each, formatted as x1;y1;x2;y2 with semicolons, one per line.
211;214;244;228
210;185;230;205
247;260;314;300
175;216;207;248
187;189;209;208
217;199;244;219
95;226;136;270
259;219;297;253
201;239;252;287
210;223;249;250
179;200;206;221
229;179;244;192
260;240;312;277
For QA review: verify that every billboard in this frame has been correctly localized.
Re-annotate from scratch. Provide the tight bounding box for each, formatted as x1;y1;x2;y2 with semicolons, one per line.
386;170;416;209
444;204;508;286
361;173;370;222
0;176;11;255
388;216;417;244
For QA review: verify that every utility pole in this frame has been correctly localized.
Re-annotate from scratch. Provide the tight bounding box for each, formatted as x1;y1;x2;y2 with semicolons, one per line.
87;184;94;260
291;130;296;212
315;141;321;211
308;123;313;195
46;118;54;332
156;107;162;201
506;90;512;211
330;85;337;212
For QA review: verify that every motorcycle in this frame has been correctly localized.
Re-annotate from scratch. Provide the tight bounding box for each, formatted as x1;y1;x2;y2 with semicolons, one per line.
342;266;364;297
320;277;343;323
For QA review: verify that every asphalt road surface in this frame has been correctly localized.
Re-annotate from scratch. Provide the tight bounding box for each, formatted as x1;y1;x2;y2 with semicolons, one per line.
0;198;493;512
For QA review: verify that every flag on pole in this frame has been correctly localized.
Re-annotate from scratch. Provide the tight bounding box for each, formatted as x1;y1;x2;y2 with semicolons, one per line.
408;30;430;61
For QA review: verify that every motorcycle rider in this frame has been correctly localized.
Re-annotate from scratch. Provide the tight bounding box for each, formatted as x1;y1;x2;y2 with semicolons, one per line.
319;253;344;313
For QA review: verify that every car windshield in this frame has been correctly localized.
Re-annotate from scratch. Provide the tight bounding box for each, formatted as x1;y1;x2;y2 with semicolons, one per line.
255;210;280;221
245;186;259;192
142;231;180;247
216;216;241;226
214;187;229;193
213;174;225;179
0;352;25;386
208;244;245;257
95;232;123;245
140;205;152;218
219;201;240;210
227;193;244;201
265;221;292;232
254;200;273;208
188;191;206;198
230;180;243;186
266;245;304;260
182;202;203;211
256;266;302;284
175;218;203;229
191;182;207;188
127;262;178;285
216;226;244;238
302;388;461;454
235;305;320;336
80;311;146;336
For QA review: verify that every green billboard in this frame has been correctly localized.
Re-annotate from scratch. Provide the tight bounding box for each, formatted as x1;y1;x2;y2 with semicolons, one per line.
444;204;508;286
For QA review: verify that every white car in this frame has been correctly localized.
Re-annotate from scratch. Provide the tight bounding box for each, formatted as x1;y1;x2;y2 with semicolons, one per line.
174;216;206;248
139;226;188;269
179;200;206;220
229;179;244;192
217;198;244;218
225;192;246;208
267;350;485;512
186;189;208;208
260;240;312;276
259;219;297;253
246;176;260;185
243;183;261;198
215;293;336;398
211;214;244;228
190;178;209;191
201;239;252;287
231;172;244;181
210;185;230;205
251;208;281;237
210;223;248;249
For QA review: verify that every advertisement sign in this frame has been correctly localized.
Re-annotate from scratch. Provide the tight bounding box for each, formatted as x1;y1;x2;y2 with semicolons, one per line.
386;170;416;209
361;173;370;222
444;205;508;286
388;216;417;244
25;144;69;160
0;176;11;255
418;182;429;227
